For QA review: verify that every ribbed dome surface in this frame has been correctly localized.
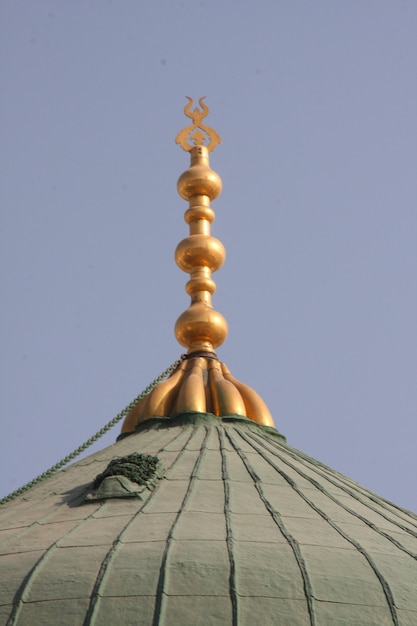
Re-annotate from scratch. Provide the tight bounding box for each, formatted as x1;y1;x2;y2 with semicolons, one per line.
1;413;416;625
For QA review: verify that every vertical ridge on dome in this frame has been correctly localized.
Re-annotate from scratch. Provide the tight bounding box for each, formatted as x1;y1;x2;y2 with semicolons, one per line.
218;428;239;626
152;428;211;625
223;428;317;626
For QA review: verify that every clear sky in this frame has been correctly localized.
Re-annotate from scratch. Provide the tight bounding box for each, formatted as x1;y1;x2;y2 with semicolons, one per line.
1;1;416;512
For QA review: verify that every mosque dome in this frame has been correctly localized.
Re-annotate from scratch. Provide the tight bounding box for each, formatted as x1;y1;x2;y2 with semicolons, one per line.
1;100;416;626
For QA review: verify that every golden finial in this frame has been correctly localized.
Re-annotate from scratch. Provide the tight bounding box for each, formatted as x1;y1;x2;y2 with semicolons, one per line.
120;99;277;434
174;97;227;354
175;97;222;152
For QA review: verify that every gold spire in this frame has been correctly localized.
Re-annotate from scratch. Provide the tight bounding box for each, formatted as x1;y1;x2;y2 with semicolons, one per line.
174;97;227;354
121;98;275;433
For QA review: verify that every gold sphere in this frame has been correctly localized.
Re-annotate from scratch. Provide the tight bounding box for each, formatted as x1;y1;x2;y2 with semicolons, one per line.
175;235;226;273
175;303;228;350
177;165;222;201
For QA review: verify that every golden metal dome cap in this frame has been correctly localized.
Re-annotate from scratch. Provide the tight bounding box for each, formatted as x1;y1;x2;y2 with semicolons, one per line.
121;354;275;432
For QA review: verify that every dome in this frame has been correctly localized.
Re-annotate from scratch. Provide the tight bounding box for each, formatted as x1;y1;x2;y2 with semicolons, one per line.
1;413;416;625
1;100;416;625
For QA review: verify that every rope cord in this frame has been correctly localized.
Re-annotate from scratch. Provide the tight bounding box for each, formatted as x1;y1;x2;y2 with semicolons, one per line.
0;357;184;506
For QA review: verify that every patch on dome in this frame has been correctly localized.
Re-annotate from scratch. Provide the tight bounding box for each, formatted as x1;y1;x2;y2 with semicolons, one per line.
85;453;164;501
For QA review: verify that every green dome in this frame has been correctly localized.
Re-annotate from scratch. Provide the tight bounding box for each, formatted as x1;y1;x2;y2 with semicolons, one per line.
1;412;416;625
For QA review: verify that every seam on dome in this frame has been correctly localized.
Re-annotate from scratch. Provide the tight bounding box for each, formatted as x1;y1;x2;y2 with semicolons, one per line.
224;428;317;626
151;427;210;626
217;427;239;626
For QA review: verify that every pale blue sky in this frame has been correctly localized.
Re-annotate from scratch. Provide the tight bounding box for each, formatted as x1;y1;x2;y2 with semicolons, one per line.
1;1;416;511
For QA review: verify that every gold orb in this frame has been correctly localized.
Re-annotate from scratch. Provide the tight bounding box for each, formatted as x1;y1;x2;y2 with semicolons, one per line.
175;303;228;350
175;235;226;273
177;165;222;201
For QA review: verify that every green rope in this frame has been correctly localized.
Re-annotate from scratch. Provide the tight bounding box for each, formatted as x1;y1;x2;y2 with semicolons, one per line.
0;357;184;506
